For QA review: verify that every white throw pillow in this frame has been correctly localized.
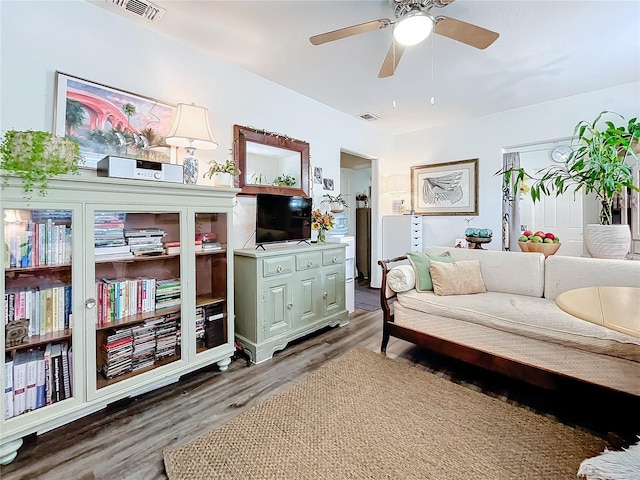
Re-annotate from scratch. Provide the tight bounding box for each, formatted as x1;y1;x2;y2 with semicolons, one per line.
387;265;416;293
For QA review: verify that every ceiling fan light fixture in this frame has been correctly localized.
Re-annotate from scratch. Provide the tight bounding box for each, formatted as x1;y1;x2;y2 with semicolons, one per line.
393;11;433;46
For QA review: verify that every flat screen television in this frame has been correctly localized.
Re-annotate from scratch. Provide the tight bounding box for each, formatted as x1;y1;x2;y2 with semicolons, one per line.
256;193;312;246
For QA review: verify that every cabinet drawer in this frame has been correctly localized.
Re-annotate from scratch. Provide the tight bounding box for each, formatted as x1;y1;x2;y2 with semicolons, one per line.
263;257;293;277
322;249;344;266
296;251;322;271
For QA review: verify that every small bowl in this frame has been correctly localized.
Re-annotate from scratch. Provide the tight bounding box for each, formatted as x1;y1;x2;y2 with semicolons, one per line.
518;241;561;257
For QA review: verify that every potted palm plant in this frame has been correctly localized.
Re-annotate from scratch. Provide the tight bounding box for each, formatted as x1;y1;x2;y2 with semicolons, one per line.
498;111;640;259
203;159;241;187
0;130;82;197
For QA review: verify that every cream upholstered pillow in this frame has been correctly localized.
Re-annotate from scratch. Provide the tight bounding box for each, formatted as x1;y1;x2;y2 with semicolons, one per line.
406;251;453;291
429;259;487;296
387;265;416;293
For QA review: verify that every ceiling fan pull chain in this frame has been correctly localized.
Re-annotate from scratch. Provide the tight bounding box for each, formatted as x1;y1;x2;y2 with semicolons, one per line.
392;40;397;108
430;32;436;105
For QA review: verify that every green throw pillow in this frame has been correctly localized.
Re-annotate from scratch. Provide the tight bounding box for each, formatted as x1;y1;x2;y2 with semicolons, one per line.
406;251;453;291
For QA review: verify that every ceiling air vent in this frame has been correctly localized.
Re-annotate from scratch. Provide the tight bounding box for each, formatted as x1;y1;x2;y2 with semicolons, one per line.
109;0;166;22
358;112;380;121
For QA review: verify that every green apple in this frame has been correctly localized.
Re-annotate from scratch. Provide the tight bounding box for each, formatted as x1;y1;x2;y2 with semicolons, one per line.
553;238;560;243
531;235;543;243
518;235;528;242
543;238;553;243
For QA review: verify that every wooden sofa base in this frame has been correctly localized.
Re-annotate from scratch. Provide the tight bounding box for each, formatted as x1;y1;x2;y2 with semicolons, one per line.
383;321;565;391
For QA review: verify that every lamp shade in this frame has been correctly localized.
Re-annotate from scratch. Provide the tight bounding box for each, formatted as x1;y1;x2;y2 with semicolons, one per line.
386;175;408;193
393;11;434;46
166;103;218;150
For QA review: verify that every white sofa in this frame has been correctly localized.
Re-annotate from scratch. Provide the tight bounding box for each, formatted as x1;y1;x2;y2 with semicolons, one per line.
379;247;640;396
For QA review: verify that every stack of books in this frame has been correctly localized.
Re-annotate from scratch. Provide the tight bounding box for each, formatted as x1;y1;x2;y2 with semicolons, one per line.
152;313;180;360
195;306;205;341
94;213;128;260
125;228;166;257
130;323;156;371
155;278;181;310
101;328;133;379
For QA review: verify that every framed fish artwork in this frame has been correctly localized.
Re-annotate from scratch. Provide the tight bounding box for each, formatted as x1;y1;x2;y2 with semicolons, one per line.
411;158;478;215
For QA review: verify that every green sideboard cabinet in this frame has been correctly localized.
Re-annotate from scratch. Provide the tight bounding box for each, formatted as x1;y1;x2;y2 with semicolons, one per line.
234;244;349;363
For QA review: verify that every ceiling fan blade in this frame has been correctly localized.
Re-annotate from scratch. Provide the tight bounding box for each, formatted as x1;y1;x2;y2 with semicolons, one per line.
434;16;499;49
378;43;406;78
310;19;390;46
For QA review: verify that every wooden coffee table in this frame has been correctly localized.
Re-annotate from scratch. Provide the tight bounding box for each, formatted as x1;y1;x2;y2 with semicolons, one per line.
555;286;640;338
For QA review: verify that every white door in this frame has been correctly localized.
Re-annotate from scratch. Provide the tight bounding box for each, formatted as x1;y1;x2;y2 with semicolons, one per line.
519;150;583;257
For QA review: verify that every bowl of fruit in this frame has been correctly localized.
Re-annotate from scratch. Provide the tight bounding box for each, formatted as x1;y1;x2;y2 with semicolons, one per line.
518;230;561;257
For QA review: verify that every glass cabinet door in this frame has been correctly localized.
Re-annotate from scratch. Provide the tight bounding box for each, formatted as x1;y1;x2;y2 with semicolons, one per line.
194;212;228;355
3;208;75;419
92;210;182;391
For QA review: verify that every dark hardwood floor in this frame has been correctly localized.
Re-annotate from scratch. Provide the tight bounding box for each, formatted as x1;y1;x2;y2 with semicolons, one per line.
2;307;638;480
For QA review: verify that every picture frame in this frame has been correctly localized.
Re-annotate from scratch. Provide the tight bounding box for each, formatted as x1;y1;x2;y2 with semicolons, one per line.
54;72;177;170
411;158;478;215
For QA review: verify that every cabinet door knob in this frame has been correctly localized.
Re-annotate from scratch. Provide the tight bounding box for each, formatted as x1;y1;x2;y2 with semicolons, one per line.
332;256;337;263
307;260;313;267
323;292;328;299
85;298;97;309
287;303;293;309
277;265;283;273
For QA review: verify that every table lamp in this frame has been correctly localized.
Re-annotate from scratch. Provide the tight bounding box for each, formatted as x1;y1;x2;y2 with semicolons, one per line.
166;103;218;184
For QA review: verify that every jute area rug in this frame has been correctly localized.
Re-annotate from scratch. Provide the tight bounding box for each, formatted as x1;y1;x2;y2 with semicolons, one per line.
163;348;605;479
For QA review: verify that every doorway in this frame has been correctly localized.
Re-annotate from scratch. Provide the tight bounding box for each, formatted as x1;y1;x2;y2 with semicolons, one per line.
506;140;583;257
340;151;379;310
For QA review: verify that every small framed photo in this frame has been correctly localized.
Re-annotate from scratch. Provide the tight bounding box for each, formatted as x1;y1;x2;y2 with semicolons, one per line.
314;167;323;184
323;178;334;191
411;158;478;216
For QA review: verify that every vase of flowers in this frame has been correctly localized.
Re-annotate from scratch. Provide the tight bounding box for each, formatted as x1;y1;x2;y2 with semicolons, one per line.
311;209;334;243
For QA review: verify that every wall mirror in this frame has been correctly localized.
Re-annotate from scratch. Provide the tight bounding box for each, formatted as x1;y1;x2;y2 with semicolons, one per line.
234;124;310;197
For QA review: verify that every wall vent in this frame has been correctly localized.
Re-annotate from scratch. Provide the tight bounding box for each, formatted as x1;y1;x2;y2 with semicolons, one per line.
109;0;166;22
358;112;380;121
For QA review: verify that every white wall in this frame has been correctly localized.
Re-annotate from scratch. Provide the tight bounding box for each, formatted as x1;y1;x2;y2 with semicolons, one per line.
0;0;392;253
390;82;639;255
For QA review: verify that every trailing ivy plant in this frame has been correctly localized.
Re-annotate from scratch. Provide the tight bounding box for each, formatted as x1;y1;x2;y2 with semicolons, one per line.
0;130;82;196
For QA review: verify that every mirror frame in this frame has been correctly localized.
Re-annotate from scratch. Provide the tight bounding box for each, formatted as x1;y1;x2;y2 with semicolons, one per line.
234;124;310;197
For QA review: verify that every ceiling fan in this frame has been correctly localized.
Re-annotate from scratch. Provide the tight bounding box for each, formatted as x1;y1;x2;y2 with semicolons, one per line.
310;0;499;78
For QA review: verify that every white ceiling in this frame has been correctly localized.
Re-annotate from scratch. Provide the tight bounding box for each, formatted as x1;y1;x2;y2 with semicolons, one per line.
92;0;640;136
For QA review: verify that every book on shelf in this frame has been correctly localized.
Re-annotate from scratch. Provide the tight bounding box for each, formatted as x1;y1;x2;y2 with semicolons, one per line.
12;352;27;416
25;350;38;412
61;342;72;399
95;245;131;255
201;241;222;251
4;359;14;420
44;343;52;406
50;343;63;403
35;349;46;409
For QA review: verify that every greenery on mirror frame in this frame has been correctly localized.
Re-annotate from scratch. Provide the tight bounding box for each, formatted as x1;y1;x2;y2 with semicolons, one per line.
497;111;640;225
202;158;241;178
273;173;296;187
321;193;348;208
0;130;82;197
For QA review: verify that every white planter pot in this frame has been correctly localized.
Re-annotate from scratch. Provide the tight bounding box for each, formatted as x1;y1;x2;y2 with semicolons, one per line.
330;201;344;213
583;224;631;259
211;172;233;187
